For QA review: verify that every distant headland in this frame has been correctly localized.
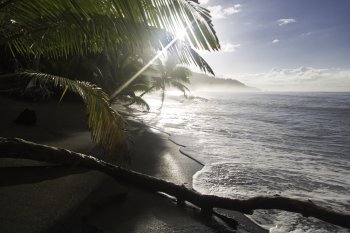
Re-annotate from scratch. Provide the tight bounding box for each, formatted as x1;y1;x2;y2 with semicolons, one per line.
189;72;259;91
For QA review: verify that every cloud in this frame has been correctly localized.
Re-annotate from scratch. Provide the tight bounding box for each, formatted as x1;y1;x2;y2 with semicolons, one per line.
227;67;350;91
277;18;297;26
223;6;242;15
221;42;241;53
199;0;209;4
207;4;242;19
197;42;240;55
272;39;279;43
300;31;313;37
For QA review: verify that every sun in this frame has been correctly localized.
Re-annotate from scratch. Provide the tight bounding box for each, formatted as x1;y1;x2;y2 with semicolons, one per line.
175;28;187;41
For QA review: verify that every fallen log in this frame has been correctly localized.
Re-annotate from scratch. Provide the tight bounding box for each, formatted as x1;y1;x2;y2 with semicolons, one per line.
0;137;349;229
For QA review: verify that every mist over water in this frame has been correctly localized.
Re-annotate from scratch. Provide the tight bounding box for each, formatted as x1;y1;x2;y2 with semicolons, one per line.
140;91;350;233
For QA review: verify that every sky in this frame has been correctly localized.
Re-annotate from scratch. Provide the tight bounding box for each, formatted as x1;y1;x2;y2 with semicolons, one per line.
196;0;350;91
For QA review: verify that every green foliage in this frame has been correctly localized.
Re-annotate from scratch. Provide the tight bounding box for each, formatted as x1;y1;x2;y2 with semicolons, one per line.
0;0;220;156
0;0;220;58
143;56;192;109
17;70;127;153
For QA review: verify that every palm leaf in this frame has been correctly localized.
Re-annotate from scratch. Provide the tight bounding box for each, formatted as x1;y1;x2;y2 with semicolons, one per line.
169;66;191;83
168;80;190;96
0;0;220;58
130;96;150;111
0;0;220;155
130;83;150;93
17;70;127;156
168;43;215;75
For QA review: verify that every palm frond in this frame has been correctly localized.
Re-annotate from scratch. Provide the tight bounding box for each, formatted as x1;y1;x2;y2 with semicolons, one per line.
168;80;190;95
121;93;150;111
169;66;191;83
131;83;151;93
168;43;215;75
139;85;156;97
18;70;127;156
0;0;220;58
131;96;150;111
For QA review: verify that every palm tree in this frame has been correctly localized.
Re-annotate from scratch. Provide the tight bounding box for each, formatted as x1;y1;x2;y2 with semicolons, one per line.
97;50;152;111
0;0;220;156
0;0;219;59
141;55;192;109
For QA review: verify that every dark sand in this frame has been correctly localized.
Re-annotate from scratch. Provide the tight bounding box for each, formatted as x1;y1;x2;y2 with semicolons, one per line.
0;96;267;233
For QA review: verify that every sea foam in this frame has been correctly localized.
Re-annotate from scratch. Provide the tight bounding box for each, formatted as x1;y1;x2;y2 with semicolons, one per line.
141;92;350;232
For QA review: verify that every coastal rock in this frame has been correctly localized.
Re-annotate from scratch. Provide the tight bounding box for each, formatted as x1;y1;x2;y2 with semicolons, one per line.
13;108;37;126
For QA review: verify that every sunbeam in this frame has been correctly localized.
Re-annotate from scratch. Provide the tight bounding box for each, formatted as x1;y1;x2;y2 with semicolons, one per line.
110;22;195;100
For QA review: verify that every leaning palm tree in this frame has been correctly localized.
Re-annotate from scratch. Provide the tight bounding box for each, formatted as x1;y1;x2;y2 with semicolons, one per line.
97;50;152;111
0;0;220;156
141;55;192;109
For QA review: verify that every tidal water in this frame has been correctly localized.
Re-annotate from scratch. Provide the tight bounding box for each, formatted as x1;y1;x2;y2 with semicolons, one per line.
141;91;350;233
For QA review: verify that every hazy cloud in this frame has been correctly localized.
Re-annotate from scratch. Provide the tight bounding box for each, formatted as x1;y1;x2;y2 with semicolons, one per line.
272;39;279;43
277;18;297;26
300;31;314;37
208;4;242;19
199;0;209;4
228;67;350;91
197;42;240;55
221;42;241;53
224;5;242;15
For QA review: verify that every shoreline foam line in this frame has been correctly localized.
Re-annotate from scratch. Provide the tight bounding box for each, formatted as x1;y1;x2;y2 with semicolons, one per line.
140;120;206;167
168;137;205;166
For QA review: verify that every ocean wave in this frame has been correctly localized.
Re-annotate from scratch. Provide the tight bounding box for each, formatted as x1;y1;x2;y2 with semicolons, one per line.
142;92;350;232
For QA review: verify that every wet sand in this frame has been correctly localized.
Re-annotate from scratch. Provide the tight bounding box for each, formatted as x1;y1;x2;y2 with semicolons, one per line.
0;96;267;233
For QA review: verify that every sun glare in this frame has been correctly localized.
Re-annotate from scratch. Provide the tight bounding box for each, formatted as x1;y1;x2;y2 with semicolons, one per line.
176;29;186;41
110;21;194;100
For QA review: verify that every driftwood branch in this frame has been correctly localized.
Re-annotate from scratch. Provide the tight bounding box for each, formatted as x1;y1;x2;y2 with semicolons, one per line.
1;137;349;229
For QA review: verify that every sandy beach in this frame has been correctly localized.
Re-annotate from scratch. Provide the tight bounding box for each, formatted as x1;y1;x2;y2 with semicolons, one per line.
0;96;267;233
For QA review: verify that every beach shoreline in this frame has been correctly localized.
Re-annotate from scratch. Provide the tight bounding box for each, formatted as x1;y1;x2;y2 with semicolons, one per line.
0;96;267;233
125;118;268;233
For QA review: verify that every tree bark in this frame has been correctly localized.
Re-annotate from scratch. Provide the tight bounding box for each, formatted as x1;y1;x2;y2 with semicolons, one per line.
1;137;349;229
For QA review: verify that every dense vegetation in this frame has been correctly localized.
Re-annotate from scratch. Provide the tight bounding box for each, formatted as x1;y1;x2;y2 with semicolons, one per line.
0;0;220;156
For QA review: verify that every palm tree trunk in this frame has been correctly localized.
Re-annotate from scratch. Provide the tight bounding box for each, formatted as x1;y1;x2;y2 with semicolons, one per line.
0;137;350;230
139;86;156;97
159;86;165;109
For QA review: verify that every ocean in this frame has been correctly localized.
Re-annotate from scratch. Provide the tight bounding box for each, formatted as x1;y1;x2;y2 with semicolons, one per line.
140;91;350;233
